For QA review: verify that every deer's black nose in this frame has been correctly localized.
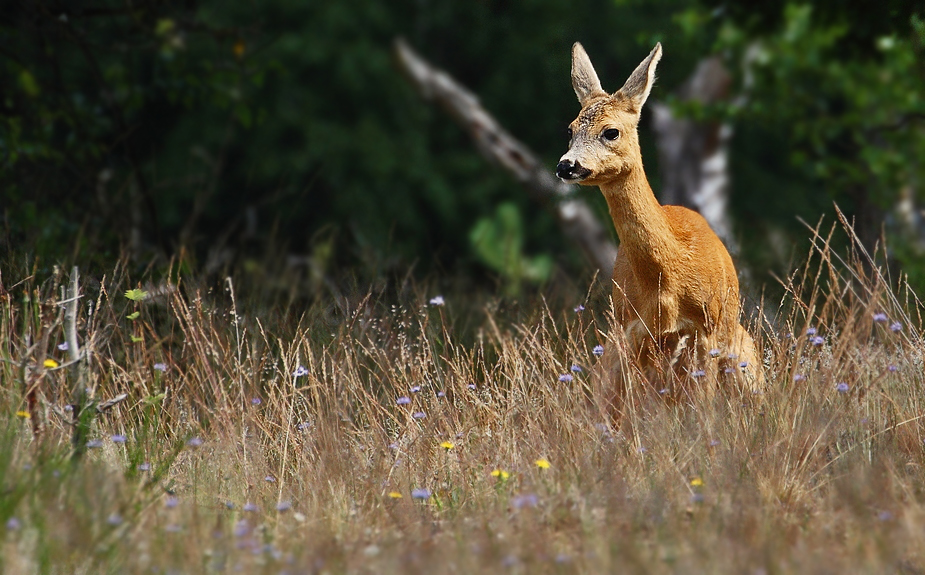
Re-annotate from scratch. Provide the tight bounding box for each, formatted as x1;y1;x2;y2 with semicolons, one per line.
556;160;575;179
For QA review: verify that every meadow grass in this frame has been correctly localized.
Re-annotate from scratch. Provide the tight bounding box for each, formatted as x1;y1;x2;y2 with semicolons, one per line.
2;222;925;574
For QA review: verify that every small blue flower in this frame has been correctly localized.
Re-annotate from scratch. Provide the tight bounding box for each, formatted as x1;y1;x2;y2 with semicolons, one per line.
411;488;432;499
890;321;903;333
592;345;604;356
570;364;582;373
873;312;888;323
292;366;309;377
410;386;421;393
111;434;127;444
691;369;706;378
738;362;748;369
187;437;203;448
251;397;262;405
888;365;898;373
87;439;104;449
709;440;721;447
265;475;276;483
107;514;123;526
153;362;168;372
558;374;573;383
58;342;69;351
6;517;21;531
243;503;258;512
810;336;825;346
225;501;235;510
429;295;445;306
436;391;446;398
658;388;669;395
573;304;585;313
412;412;426;419
467;383;477;390
709;348;721;357
165;497;179;509
793;374;806;382
836;382;849;393
396;396;411;405
512;493;538;509
234;519;251;537
806;327;817;336
138;462;151;471
276;501;292;512
297;421;312;430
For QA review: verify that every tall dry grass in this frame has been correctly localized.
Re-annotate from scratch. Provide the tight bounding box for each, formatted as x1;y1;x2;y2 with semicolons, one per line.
1;218;924;574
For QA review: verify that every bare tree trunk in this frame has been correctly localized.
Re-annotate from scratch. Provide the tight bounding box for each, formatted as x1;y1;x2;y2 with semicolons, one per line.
650;57;737;251
394;39;617;278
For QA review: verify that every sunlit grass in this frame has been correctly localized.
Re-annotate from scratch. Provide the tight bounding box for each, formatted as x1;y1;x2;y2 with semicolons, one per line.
2;222;925;573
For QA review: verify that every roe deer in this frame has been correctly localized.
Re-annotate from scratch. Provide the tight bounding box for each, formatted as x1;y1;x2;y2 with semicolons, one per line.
556;42;761;408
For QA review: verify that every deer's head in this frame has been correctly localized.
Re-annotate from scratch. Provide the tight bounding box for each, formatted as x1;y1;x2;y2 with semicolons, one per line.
556;42;662;186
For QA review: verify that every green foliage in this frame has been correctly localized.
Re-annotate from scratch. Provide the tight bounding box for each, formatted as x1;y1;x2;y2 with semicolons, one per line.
469;202;553;295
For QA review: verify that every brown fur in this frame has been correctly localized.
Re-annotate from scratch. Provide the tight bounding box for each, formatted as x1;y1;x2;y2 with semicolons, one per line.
558;43;762;413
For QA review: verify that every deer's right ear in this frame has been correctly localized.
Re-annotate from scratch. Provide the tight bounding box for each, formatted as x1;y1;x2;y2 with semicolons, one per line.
571;42;606;107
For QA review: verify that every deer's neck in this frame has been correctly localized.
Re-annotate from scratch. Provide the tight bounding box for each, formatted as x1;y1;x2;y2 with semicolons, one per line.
599;166;679;268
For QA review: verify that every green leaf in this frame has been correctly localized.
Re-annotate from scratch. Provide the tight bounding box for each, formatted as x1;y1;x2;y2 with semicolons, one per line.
126;311;140;320
124;289;148;302
130;335;143;343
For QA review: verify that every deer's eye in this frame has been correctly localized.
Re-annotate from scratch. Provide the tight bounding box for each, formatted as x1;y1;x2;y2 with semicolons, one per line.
602;128;620;141
566;127;573;140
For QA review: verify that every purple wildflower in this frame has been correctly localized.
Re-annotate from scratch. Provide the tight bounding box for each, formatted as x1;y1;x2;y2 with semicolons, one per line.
111;434;127;444
793;374;806;382
573;304;585;312
888;365;898;373
512;493;538;509
186;437;203;448
138;462;151;471
251;397;262;405
709;348;721;357
6;517;21;531
165;497;179;509
153;362;167;372
410;385;421;393
467;383;477;390
107;514;123;526
592;345;604;356
264;475;276;483
806;327;817;336
836;382;850;393
234;520;251;537
692;369;706;378
292;366;309;377
87;439;104;449
412;412;426;419
411;488;431;500
709;440;721;447
810;336;825;346
873;312;888;323
570;364;583;373
658;388;669;395
429;295;445;306
437;391;446;398
558;373;573;383
739;362;748;369
396;396;411;405
276;501;292;512
890;321;903;333
58;342;69;351
243;503;258;512
297;421;312;430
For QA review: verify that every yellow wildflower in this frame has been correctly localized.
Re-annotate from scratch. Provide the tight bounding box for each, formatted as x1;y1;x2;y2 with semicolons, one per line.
439;441;455;450
43;359;59;368
16;411;31;419
490;469;511;480
690;477;704;487
387;491;403;499
534;458;551;469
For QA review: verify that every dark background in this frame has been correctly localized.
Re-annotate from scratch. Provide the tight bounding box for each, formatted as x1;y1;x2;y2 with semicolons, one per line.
2;0;924;298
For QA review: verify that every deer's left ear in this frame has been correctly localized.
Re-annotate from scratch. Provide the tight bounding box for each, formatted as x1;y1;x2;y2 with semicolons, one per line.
617;43;662;110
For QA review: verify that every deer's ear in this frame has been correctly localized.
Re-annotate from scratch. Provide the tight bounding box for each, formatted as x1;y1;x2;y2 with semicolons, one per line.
571;43;606;107
617;43;662;110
